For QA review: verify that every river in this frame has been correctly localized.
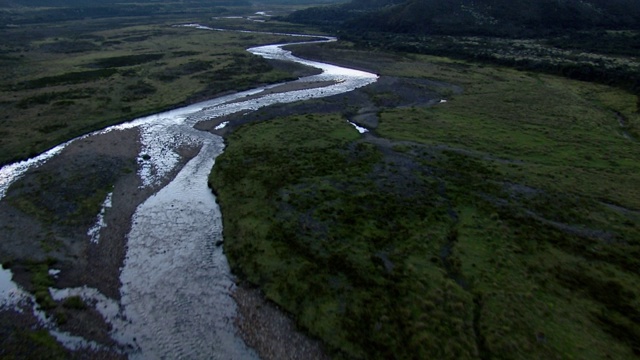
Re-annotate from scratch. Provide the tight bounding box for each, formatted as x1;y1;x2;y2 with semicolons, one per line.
0;25;377;358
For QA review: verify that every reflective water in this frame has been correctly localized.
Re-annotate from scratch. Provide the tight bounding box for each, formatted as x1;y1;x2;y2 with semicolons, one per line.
349;121;369;134
0;266;20;308
0;26;377;358
87;192;113;244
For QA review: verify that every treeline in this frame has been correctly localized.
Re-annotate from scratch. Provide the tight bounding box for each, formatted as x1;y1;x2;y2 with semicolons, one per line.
0;1;248;25
548;31;640;57
284;0;403;27
341;31;640;95
0;0;249;7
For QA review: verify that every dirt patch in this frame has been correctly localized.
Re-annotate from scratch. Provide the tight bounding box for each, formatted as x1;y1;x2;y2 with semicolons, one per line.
232;284;330;360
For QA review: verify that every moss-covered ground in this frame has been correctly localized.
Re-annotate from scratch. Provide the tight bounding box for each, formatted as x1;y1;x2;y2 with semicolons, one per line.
210;47;640;359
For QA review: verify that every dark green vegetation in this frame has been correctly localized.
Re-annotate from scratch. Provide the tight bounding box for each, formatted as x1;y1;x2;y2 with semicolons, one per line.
0;4;328;165
0;0;344;27
0;325;70;360
0;1;249;25
8;156;129;228
341;31;640;96
210;43;640;358
286;0;640;35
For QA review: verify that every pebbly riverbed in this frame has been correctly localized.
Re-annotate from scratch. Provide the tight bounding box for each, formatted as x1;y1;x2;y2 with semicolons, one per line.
0;25;377;358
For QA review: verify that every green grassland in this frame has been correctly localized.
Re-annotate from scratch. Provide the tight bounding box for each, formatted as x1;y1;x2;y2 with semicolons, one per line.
0;16;320;165
210;46;640;359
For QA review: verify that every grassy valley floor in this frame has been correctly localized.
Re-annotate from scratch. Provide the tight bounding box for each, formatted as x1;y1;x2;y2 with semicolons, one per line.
209;42;640;359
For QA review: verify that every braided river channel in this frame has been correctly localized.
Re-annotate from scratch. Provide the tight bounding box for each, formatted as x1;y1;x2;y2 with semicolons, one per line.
0;25;377;358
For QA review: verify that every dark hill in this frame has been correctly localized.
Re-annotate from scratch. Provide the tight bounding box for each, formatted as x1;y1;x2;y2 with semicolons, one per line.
286;0;640;36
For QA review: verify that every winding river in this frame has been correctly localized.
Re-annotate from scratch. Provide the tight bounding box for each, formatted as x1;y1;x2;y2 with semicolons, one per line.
0;25;377;358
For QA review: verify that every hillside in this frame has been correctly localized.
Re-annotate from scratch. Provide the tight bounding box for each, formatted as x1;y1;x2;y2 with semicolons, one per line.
0;0;251;25
0;0;248;6
0;0;339;7
287;0;640;36
0;0;345;25
286;0;640;94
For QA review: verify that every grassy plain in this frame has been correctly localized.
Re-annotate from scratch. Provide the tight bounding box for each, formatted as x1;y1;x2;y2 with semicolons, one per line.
0;15;321;165
210;44;640;359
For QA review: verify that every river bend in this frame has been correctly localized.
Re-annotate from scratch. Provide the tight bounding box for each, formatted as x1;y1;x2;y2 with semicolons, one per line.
0;26;377;358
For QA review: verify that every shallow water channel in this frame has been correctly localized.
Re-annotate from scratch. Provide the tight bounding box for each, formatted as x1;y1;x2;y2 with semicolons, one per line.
0;26;377;358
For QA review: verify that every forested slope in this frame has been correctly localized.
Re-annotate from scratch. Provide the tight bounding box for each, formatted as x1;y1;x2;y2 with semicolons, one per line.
287;0;640;36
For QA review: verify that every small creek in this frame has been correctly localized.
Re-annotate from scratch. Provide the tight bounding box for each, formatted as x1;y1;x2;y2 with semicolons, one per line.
0;26;377;358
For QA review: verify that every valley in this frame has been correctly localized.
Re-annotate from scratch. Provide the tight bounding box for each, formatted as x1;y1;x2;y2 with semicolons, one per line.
1;0;639;359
